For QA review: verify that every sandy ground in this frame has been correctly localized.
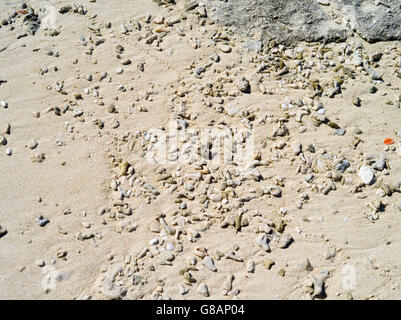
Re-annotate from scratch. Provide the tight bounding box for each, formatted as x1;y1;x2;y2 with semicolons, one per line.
0;0;400;300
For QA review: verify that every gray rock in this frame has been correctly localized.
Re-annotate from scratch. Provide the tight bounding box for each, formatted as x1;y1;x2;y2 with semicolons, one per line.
335;0;401;42
203;0;347;45
372;158;386;171
203;0;400;44
36;215;49;227
335;160;350;172
202;256;217;272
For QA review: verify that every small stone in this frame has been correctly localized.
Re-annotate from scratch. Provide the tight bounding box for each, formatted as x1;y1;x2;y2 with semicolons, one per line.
209;194;222;202
28;140;38;149
268;186;282;197
0;225;7;238
235;77;250;93
36;215;49;227
256;234;271;252
218;44;232;53
202;256;217;272
1;100;8;108
179;284;189;295
351;55;363;67
184;183;195;191
149;237;159;245
35;259;45;267
369;85;378;94
279;234;294;249
245;260;255;273
16;32;27;39
334;128;346;136
0;135;6;145
98;206;111;216
4;123;10;135
358;165;375;185
82;222;91;228
284;49;297;59
292;141;302;155
5;148;12;156
263;258;275;270
372;158;386;171
121;59;131;65
132;275;142;285
300;259;313;271
326;248;336;260
197;283;209;297
352;97;361;107
318;0;330;5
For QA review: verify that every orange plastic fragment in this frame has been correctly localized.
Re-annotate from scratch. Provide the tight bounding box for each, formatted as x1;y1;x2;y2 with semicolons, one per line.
383;138;394;145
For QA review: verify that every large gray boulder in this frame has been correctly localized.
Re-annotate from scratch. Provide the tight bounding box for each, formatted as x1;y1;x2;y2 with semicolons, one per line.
335;0;401;42
202;0;401;44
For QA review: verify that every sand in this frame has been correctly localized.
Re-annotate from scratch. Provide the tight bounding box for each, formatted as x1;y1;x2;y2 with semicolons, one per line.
0;0;400;300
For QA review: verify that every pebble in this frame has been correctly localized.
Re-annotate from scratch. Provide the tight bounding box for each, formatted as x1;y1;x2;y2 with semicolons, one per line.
358;165;375;185
352;97;361;107
0;225;7;238
292;141;302;155
28;140;38;149
179;284;189;295
278;234;294;249
245;260;255;273
197;283;209;297
5;148;12;156
334;128;346;136
325;248;336;260
318;0;330;6
82;222;91;228
36;215;49;227
35;259;45;267
222;274;234;294
202;256;217;272
235;77;250;93
218;44;232;53
256;234;271;252
372;158;386;171
263;258;275;270
1;100;8;108
268;186;282;197
209;194;222;202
